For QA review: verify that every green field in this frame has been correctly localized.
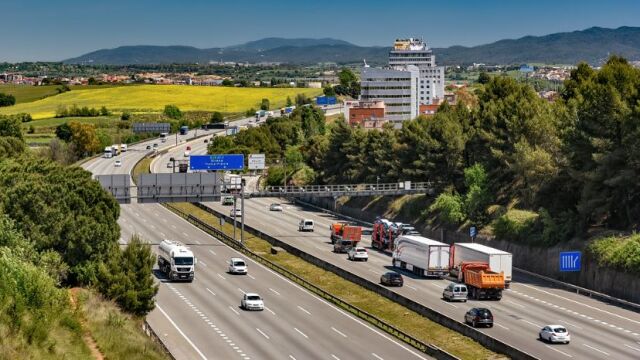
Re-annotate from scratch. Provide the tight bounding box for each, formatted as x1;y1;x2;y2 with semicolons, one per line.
0;85;321;119
0;84;62;104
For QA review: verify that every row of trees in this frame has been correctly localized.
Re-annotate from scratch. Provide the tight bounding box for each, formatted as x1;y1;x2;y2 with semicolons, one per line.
55;104;110;118
303;57;640;243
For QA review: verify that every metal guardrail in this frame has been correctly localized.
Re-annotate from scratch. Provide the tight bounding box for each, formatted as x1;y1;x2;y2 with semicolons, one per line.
254;182;436;198
163;203;458;360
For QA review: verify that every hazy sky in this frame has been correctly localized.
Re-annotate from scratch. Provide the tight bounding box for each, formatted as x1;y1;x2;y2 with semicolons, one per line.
2;0;640;62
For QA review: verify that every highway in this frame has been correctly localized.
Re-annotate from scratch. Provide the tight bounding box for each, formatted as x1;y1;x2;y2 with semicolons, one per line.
155;139;640;360
83;124;431;360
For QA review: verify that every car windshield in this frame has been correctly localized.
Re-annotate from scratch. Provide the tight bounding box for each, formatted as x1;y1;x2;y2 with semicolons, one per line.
234;261;245;267
174;257;193;265
305;221;313;225
388;273;400;278
247;295;261;301
272;204;280;207
357;248;366;252
552;327;567;333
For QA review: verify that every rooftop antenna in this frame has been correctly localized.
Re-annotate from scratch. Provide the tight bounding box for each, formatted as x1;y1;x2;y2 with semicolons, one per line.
363;59;370;68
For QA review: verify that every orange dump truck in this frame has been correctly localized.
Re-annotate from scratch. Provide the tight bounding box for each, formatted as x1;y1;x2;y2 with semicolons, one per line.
460;262;505;300
330;222;362;244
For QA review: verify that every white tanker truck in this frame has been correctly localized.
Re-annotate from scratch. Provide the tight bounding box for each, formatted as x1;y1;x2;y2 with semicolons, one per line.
158;240;197;282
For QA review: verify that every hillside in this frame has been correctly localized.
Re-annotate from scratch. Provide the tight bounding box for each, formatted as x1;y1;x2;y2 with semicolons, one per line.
64;27;640;65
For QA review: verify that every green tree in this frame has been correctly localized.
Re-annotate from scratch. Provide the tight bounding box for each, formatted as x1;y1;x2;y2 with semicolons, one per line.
323;85;336;97
260;98;270;111
98;235;158;316
477;72;491;84
463;163;491;224
0;136;26;159
99;106;110;116
121;111;131;120
338;68;357;87
286;96;293;107
163;104;183;120
0;115;23;139
88;77;98;85
221;79;233;86
55;122;73;141
0;93;16;107
210;111;224;123
69;121;101;156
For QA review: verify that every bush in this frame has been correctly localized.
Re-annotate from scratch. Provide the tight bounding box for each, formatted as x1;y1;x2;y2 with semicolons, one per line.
429;192;465;225
589;234;640;274
0;93;16;107
163;105;182;120
210;111;224;123
492;209;538;242
121;111;131;121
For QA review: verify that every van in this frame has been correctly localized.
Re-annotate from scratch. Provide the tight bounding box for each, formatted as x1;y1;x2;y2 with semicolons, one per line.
443;282;468;302
298;219;314;232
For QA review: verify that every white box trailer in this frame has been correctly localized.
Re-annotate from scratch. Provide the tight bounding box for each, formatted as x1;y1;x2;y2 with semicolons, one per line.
392;235;450;277
451;243;512;286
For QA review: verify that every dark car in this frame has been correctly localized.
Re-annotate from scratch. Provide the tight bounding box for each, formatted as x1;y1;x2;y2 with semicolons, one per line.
380;272;404;287
146;145;151;150
465;308;493;328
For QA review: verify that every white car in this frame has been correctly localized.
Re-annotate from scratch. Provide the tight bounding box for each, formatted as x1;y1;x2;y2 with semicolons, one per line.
240;293;264;311
167;162;173;168
228;258;247;274
298;219;314;232
269;203;283;211
230;208;242;218
539;325;570;344
114;160;122;167
347;246;369;261
184;150;190;157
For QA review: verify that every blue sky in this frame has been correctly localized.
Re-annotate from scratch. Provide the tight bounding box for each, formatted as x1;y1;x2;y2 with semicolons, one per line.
2;0;640;62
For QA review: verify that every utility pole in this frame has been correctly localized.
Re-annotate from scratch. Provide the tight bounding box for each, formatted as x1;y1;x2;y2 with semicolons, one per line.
240;176;245;245
283;156;287;192
232;196;237;241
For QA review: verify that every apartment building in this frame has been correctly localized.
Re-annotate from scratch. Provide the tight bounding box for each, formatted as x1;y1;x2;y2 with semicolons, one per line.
359;65;419;126
389;38;445;105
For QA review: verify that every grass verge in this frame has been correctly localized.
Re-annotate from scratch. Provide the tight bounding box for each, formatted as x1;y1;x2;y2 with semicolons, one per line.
170;201;502;360
75;289;169;360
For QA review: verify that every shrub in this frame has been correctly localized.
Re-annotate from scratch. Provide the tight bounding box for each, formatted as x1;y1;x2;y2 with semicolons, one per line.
121;111;131;121
163;105;182;120
429;192;465;225
0;93;16;107
588;233;640;274
492;209;538;242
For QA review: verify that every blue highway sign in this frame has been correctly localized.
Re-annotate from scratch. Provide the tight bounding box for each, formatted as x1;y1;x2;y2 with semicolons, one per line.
559;251;581;272
190;154;244;171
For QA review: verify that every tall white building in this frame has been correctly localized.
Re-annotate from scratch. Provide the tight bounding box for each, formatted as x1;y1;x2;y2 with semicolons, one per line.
389;38;445;105
360;65;419;126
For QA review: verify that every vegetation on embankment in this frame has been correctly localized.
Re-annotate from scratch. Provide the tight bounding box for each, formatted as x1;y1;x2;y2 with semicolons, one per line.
0;115;162;357
589;233;640;274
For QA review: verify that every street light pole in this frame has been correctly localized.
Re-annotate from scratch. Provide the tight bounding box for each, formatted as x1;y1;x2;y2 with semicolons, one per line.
232;196;237;241
240;176;245;245
283;156;287;192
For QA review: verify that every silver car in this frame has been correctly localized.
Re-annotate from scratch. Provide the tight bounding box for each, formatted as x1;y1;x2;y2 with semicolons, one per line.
443;282;468;302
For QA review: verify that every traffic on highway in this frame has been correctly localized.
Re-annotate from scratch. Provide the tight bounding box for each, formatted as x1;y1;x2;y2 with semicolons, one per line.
150;134;640;360
84;118;431;360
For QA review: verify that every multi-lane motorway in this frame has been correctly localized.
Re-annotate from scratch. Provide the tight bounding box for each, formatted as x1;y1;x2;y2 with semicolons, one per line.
153;138;640;360
83;124;431;360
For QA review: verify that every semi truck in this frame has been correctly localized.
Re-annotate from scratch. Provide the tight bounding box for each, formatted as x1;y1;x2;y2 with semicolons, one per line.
457;262;505;300
158;240;196;282
372;218;420;252
449;243;512;287
110;145;120;156
392;235;450;277
120;144;127;152
103;146;113;158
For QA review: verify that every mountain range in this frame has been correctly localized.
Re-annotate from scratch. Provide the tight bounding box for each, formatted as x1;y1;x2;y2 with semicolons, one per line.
64;27;640;66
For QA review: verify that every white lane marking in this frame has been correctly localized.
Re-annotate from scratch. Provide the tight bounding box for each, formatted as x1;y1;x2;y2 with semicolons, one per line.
372;354;384;360
294;327;308;339
247;274;256;280
441;301;458;308
494;323;509;330
331;327;347;338
430;283;442;289
519;283;640;326
171;224;177;229
256;328;270;340
545;345;573;358
331;355;340;360
217;273;226;280
160;232;166;238
156;305;208;360
155;212;160;217
238;288;245;294
183;232;189;237
199;261;207;267
297;306;311;315
405;284;418;291
150;224;156;229
228;306;240;315
289;356;297;360
558;319;583;330
522;319;541;328
269;288;281;296
209;249;217;256
368;269;378;274
506;300;526;308
582;344;609;356
264;306;276;315
624;344;640;352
